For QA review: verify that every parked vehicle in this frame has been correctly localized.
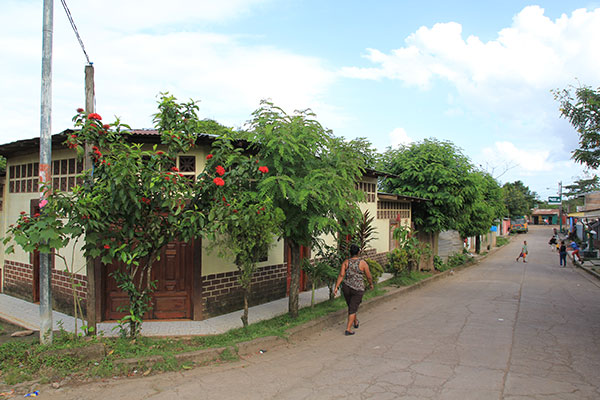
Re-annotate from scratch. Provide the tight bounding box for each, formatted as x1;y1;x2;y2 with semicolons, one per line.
510;217;528;233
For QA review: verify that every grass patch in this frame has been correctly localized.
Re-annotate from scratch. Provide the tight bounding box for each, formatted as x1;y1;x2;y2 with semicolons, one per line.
387;270;433;286
496;237;509;247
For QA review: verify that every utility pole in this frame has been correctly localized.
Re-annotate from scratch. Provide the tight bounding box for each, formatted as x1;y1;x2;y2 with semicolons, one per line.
39;0;54;344
559;181;563;233
84;63;97;334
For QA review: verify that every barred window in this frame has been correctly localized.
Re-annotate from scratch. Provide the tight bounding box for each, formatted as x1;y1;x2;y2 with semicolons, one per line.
178;155;196;183
8;163;39;193
377;200;410;220
355;181;376;202
52;158;83;192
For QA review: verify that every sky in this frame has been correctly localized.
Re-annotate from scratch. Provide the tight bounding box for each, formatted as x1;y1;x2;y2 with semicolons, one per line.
1;0;600;201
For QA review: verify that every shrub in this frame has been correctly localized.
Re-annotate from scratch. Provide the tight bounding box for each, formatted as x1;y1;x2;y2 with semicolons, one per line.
365;259;384;287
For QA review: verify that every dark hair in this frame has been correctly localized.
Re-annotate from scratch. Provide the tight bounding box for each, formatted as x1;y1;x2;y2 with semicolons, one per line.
349;244;360;257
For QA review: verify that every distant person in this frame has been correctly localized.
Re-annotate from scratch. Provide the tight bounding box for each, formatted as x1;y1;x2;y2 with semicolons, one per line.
559;240;567;267
333;244;374;336
516;240;528;263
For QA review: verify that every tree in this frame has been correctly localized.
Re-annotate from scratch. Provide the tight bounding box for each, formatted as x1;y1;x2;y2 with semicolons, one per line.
242;101;366;318
194;135;282;327
554;85;600;168
380;139;476;233
459;171;506;252
503;181;536;218
5;94;207;338
563;175;600;199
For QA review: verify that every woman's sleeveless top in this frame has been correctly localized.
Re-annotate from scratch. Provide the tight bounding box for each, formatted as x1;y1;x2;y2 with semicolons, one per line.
344;258;365;291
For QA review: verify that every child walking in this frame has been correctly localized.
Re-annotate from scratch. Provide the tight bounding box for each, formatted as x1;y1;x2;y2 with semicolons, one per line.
516;240;528;263
559;240;567;267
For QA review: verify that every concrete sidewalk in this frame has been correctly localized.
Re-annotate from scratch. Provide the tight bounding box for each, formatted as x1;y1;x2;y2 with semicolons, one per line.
0;274;392;337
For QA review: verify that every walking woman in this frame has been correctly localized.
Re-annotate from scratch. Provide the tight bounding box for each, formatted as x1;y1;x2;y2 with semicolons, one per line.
334;244;374;336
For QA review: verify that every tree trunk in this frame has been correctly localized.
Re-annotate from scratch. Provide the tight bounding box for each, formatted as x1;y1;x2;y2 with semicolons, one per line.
475;235;481;254
288;241;301;319
241;287;249;328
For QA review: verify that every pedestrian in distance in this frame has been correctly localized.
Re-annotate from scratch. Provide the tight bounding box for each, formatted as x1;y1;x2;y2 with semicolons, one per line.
559;240;567;267
516;240;528;263
333;244;374;336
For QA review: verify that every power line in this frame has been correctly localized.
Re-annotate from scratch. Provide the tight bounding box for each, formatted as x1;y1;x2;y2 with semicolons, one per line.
60;0;91;64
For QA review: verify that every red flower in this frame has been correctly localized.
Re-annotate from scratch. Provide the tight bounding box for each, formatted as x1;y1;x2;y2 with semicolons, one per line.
87;113;102;121
222;196;227;202
33;213;40;218
213;177;225;186
215;165;225;176
77;108;84;113
156;151;164;155
165;176;170;181
233;209;238;213
206;154;213;160
258;166;269;173
20;211;26;215
103;124;110;129
70;134;77;139
104;244;110;249
261;207;265;211
171;166;179;172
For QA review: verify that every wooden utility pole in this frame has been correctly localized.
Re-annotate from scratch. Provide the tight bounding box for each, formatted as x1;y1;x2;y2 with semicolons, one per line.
39;0;54;344
84;63;98;333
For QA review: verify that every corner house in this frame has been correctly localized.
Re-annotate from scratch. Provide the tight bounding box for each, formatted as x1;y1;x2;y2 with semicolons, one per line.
0;129;423;323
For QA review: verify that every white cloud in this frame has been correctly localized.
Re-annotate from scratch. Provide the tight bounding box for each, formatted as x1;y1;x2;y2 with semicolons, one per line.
481;141;555;173
342;6;600;90
389;127;413;148
0;0;337;143
341;6;600;151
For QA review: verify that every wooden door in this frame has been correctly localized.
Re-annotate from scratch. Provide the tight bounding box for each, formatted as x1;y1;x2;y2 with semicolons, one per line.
103;239;197;321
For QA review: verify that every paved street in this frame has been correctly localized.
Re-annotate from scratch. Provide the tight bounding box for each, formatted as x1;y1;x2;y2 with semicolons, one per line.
44;226;600;399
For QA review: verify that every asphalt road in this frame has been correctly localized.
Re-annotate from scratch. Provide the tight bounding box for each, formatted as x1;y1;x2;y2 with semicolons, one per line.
44;226;600;399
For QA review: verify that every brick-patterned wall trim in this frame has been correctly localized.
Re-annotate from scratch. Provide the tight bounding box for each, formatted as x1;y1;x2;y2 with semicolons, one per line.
202;263;287;318
3;259;88;317
362;249;389;268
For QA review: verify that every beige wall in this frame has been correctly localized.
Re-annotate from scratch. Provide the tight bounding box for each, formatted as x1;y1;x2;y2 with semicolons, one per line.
201;237;285;276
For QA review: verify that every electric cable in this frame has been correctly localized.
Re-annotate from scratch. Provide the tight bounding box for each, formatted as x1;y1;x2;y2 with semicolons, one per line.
60;0;91;64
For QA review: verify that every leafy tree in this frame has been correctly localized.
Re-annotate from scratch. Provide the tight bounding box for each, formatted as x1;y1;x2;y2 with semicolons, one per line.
5;94;206;338
242;101;366;318
563;175;600;198
503;180;536;218
0;155;6;173
380;139;476;233
554;85;600;168
460;171;506;252
194;136;282;327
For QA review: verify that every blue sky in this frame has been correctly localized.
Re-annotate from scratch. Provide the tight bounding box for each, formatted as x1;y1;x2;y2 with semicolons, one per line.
2;0;599;200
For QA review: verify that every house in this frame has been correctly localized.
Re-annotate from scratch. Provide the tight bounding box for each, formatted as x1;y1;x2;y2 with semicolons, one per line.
531;208;560;225
0;129;420;323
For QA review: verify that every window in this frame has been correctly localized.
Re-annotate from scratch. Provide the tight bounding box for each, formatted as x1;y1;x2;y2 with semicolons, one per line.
178;155;196;182
377;201;410;220
52;158;83;192
355;181;376;202
8;162;39;193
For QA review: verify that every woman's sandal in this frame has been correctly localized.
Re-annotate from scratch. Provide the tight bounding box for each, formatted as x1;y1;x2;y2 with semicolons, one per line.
345;330;355;336
354;319;359;329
